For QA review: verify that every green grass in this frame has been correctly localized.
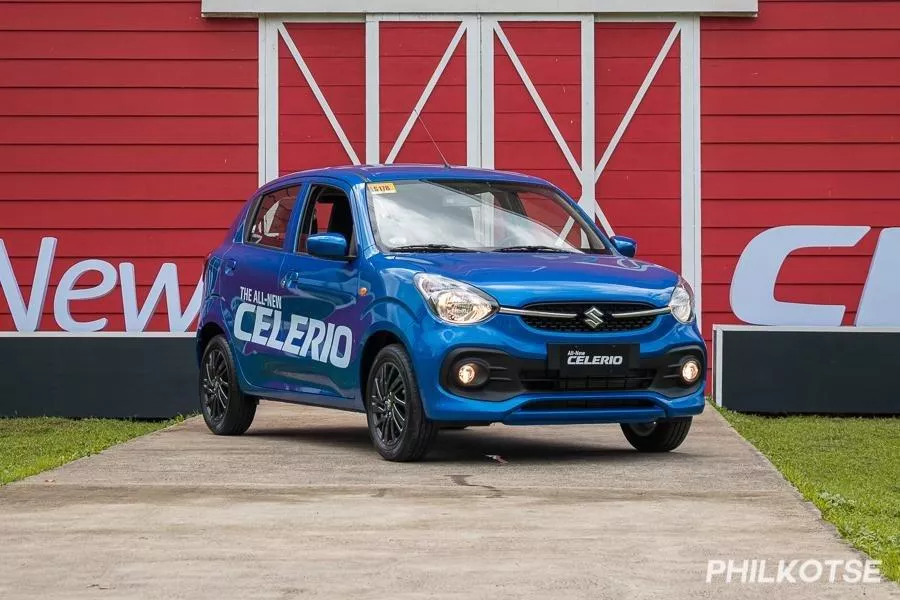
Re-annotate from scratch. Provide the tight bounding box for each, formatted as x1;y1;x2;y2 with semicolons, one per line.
0;416;181;485
718;408;900;582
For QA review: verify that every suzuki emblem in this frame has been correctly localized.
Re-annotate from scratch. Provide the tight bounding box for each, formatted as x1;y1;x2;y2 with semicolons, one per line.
583;307;605;329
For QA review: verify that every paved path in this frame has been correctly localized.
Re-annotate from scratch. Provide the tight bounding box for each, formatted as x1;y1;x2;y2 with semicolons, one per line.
0;403;896;599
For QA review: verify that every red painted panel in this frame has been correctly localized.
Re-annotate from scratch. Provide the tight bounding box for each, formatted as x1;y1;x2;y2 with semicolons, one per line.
0;31;257;59
703;87;900;116
493;23;580;200
380;22;466;165
0;1;257;332
704;30;900;59
0;116;256;144
3;201;243;229
0;145;257;174
0;59;257;88
0;2;256;31
0;173;254;201
704;144;900;172
702;58;900;87
595;21;681;274
279;23;364;173
2;88;257;117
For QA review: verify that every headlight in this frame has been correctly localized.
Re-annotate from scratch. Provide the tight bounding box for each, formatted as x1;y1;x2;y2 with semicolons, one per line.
669;278;695;324
414;273;498;325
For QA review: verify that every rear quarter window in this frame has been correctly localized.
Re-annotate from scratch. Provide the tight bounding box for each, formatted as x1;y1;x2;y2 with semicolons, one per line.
246;186;300;249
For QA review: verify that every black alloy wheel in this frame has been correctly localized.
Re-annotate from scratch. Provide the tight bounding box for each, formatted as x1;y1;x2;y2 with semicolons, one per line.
370;362;408;446
201;346;230;425
365;344;438;461
199;335;257;435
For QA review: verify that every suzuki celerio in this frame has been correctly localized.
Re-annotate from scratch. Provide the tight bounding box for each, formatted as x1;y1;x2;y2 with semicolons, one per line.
197;165;706;461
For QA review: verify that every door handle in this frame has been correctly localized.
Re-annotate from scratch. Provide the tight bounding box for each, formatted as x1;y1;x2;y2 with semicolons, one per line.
280;270;301;288
223;258;237;275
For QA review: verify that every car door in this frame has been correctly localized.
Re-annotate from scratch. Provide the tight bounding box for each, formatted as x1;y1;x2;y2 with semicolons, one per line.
274;180;362;403
220;184;302;390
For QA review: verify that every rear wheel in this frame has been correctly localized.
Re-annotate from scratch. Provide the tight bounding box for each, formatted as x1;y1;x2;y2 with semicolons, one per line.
621;417;692;452
365;344;438;462
199;335;256;435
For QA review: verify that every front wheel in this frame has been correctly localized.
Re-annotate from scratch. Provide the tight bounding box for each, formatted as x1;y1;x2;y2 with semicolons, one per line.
621;417;692;452
199;335;257;435
365;344;438;462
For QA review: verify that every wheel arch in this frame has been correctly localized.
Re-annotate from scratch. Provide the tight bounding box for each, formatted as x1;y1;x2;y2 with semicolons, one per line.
359;329;407;403
197;321;226;365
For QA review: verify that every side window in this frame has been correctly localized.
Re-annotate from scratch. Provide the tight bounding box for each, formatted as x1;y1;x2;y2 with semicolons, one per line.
296;185;355;254
246;186;299;249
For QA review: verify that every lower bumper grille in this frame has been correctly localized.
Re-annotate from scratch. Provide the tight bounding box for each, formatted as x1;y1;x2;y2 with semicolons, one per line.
521;398;656;411
519;368;657;392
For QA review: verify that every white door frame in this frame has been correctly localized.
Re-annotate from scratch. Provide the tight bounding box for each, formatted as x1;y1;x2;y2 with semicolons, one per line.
258;13;702;321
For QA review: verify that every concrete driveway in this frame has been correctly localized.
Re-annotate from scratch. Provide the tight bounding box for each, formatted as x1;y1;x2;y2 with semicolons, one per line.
0;403;896;600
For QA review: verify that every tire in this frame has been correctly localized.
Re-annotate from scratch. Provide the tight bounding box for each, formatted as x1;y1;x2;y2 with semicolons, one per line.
199;335;257;435
621;417;692;452
365;344;438;462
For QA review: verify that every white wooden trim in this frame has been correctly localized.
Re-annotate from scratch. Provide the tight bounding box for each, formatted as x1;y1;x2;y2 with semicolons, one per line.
279;23;361;165
258;16;268;184
480;16;495;168
465;17;481;167
680;16;703;326
204;0;758;17
365;16;380;164
594;23;680;184
385;22;466;164
494;22;580;177
260;16;279;184
579;16;595;226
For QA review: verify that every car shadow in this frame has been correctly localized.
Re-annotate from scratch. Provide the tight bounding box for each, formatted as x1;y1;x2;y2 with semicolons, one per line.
245;425;691;464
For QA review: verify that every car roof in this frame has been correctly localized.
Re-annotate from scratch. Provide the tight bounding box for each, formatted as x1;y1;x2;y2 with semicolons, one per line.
257;164;549;194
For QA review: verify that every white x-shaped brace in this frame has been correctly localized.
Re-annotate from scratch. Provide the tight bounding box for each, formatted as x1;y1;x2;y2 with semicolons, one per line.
278;21;681;239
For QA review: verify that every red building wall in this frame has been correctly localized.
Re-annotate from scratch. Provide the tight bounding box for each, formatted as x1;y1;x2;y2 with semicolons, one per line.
2;1;899;334
0;1;258;331
700;0;900;340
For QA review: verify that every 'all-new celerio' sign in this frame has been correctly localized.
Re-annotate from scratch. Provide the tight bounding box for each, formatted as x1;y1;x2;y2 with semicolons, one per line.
0;237;201;332
1;229;898;332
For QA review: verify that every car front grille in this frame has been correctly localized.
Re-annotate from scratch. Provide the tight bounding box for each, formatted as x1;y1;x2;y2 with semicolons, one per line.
519;368;657;392
519;302;659;333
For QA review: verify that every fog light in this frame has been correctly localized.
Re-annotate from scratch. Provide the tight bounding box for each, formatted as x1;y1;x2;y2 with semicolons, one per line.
457;363;480;386
680;359;701;384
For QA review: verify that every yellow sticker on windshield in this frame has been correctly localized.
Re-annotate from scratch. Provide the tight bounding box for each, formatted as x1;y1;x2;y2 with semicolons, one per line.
367;182;396;194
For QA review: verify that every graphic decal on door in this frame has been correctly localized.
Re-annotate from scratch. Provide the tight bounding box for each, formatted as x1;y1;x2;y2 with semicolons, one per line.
233;286;353;368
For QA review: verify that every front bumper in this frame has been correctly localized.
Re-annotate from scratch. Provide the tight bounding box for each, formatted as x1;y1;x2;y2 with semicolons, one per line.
412;311;707;425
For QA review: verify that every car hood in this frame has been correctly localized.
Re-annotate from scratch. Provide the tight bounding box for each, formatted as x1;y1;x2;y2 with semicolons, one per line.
386;252;680;307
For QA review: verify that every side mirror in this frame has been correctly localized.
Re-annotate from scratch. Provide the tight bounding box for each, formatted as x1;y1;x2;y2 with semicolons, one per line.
307;233;349;259
610;235;637;258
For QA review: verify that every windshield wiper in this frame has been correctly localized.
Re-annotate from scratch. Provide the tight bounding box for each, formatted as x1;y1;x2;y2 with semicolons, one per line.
389;244;479;253
493;245;574;253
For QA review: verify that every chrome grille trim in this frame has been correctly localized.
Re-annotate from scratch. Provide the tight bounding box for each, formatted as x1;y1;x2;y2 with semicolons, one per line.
499;305;670;320
498;307;578;319
609;307;672;319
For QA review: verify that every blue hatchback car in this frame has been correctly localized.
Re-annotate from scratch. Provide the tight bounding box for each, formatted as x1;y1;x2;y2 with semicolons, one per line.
197;165;706;461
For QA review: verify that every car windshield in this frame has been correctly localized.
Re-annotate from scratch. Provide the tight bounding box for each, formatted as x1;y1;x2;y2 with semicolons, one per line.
365;179;608;253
